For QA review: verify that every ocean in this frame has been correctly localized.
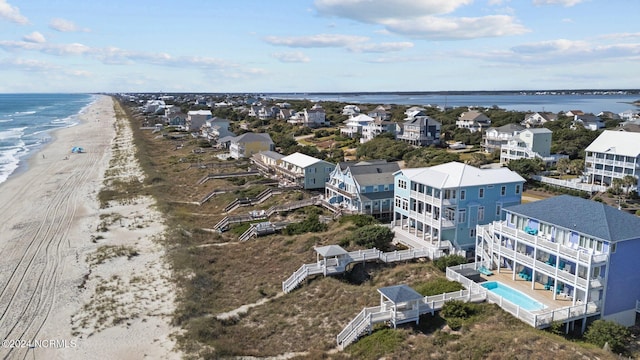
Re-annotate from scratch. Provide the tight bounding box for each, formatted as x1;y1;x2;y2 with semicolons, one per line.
0;93;95;185
272;92;640;114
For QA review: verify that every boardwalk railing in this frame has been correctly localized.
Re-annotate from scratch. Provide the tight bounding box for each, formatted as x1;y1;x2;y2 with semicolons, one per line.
282;247;433;293
336;286;486;350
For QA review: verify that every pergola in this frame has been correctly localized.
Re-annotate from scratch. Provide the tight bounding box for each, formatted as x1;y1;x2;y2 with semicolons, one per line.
378;284;424;328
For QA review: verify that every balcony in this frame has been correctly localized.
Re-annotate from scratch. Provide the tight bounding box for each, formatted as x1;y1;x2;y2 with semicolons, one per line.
325;182;358;199
409;190;441;206
276;166;305;181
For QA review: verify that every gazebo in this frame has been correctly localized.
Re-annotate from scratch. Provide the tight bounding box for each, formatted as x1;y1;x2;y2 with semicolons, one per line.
314;245;349;275
377;284;424;328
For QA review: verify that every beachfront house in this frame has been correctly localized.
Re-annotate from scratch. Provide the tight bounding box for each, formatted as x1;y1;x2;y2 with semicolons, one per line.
392;162;525;257
396;115;441;146
482;123;524;154
251;150;285;176
475;195;640;329
186;110;213;132
456;110;491;133
276;152;334;189
500;128;568;166
361;119;396;143
325;160;400;221
584;130;640;190
228;132;274;159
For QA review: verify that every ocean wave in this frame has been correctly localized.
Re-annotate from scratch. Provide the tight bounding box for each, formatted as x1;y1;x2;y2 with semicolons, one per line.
0;127;27;140
13;110;36;116
0;145;26;185
0;119;13;123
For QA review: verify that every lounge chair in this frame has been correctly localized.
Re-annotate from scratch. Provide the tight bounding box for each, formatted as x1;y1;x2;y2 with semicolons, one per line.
479;266;493;276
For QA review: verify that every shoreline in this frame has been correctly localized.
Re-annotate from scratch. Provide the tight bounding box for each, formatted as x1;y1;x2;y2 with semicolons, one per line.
0;95;179;359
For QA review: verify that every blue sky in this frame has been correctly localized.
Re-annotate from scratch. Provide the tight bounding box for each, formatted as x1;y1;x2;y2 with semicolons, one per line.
0;0;639;93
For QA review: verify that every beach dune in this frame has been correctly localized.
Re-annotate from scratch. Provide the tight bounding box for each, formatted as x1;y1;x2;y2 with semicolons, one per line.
0;96;178;359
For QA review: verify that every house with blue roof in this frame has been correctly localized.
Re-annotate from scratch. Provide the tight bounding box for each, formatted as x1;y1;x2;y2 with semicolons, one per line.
393;162;525;257
476;195;640;328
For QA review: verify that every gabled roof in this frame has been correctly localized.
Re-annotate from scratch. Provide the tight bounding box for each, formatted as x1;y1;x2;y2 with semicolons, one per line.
585;130;640;157
458;110;490;122
378;285;423;304
505;195;640;242
233;132;273;144
492;123;524;133
281;152;327;168
398;162;524;188
348;162;401;186
257;150;285;160
337;159;388;171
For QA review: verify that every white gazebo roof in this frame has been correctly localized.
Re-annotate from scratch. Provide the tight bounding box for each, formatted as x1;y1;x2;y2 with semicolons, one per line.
377;284;423;304
314;245;348;258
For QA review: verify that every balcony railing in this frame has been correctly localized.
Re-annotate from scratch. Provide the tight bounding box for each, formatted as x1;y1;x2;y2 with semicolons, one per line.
325;182;357;199
409;190;441;206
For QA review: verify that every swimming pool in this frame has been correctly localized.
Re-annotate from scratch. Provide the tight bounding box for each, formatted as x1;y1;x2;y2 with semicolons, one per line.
481;281;546;311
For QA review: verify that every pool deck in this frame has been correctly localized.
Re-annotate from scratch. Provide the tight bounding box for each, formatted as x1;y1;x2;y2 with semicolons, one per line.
478;268;576;312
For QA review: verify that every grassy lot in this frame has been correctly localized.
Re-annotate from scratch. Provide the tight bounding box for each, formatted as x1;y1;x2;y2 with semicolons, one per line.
116;98;628;359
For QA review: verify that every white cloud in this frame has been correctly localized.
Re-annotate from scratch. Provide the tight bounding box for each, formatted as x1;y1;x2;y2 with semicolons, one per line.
49;18;89;32
314;0;528;40
384;15;529;40
349;42;414;53
22;31;46;44
532;0;585;7
0;0;27;24
271;51;311;63
264;34;369;48
314;0;473;22
0;57;57;71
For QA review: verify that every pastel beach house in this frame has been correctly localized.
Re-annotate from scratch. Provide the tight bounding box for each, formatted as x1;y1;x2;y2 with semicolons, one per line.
228;132;274;159
475;195;640;329
584;130;640;191
392;162;525;257
275;152;333;189
324;160;400;221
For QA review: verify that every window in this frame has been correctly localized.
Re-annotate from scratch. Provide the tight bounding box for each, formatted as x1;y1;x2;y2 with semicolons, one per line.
611;243;616;253
458;209;466;223
398;179;407;189
470;228;476;238
501;186;506;196
496;204;501;216
515;184;521;194
460;190;466;200
478;207;485;221
479;188;485;198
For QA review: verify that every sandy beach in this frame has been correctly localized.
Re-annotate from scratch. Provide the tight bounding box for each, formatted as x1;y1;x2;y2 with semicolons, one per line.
0;96;179;359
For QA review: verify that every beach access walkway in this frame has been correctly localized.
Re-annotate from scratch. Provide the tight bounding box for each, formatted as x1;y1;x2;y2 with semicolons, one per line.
282;245;442;294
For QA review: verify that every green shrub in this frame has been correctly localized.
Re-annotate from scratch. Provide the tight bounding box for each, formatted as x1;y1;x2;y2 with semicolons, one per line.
433;254;467;272
339;214;378;227
340;225;394;251
414;278;464;296
440;300;474;319
282;215;327;235
446;317;463;330
584;319;630;354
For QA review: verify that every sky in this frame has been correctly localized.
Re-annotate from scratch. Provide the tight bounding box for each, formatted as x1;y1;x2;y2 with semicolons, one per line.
0;0;639;93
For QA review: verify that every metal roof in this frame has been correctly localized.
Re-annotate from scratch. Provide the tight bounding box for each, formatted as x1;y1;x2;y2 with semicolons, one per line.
314;245;348;257
378;285;423;303
505;195;640;242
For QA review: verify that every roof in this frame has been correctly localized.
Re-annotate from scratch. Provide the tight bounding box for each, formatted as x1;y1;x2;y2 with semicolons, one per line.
377;285;423;303
337;159;389;171
360;191;394;201
233;132;273;144
585;130;640;157
348;162;401;186
505;195;640;242
398;162;525;188
524;128;552;134
459;110;490;122
281;152;327;168
187;110;212;116
494;123;524;133
258;150;285;160
315;245;347;257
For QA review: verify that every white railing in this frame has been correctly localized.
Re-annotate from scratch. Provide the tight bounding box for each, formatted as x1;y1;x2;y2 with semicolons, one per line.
282;262;324;293
283;247;436;293
530;175;607;193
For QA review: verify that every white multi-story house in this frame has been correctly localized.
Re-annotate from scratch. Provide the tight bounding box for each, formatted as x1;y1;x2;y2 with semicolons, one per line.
482;124;524;154
228;132;274;159
392;162;525;256
396;116;441;146
342;104;361;116
572;114;604;131
456;110;491;133
325;160;400;220
522;112;558;128
340;114;374;138
361;119;396;143
500;128;567;166
475;195;640;329
276;152;334;189
584;130;640;190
